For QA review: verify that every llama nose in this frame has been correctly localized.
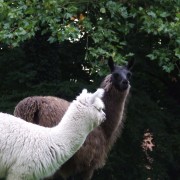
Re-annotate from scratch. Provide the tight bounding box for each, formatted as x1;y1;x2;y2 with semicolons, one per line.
122;79;128;85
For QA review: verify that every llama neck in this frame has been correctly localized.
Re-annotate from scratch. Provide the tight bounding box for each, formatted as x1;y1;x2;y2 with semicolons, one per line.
49;102;91;167
100;75;130;148
102;89;129;138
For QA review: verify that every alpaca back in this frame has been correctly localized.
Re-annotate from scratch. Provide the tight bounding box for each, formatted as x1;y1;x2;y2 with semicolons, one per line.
14;96;70;127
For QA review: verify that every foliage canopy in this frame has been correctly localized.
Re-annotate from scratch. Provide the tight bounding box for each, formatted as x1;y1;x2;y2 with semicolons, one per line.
0;0;180;75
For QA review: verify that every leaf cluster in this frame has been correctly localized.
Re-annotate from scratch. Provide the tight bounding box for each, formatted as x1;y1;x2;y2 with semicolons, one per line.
0;0;179;75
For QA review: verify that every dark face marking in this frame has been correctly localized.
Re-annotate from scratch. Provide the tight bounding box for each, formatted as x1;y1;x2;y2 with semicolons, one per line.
111;66;132;91
108;57;133;92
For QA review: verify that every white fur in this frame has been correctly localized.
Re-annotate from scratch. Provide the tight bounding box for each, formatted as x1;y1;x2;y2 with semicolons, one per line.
0;89;105;180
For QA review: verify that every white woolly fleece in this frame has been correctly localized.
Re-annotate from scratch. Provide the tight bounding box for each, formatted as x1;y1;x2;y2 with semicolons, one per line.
0;88;105;180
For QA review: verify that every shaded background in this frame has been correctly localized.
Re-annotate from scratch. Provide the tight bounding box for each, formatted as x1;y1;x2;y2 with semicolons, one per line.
0;0;180;179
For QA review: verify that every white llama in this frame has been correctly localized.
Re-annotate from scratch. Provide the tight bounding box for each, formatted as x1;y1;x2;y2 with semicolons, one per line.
0;89;105;180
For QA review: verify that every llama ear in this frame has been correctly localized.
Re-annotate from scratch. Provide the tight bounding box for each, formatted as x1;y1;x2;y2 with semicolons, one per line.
126;58;134;70
108;57;115;72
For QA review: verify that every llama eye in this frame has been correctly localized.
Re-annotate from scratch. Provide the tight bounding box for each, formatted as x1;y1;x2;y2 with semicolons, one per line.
113;73;119;79
127;72;132;79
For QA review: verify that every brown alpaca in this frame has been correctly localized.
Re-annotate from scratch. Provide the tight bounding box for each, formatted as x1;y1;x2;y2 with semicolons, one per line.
14;57;133;180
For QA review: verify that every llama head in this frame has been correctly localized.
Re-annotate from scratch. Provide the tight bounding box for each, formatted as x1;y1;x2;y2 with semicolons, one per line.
76;88;106;127
108;57;134;91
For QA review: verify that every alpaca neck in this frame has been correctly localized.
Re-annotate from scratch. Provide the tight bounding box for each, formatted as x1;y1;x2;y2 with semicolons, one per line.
49;102;91;167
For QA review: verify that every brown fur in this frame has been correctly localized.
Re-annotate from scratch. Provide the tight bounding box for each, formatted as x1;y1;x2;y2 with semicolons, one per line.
14;96;70;127
14;75;130;180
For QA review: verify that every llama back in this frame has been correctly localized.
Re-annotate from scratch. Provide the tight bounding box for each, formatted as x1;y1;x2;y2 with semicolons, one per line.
14;96;70;127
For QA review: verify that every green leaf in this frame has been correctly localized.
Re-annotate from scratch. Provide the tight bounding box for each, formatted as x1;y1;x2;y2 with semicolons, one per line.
100;7;106;14
160;12;169;18
147;11;157;18
147;54;156;60
175;48;180;59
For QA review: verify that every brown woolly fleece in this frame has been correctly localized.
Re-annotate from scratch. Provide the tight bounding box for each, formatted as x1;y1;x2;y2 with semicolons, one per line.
14;96;70;127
